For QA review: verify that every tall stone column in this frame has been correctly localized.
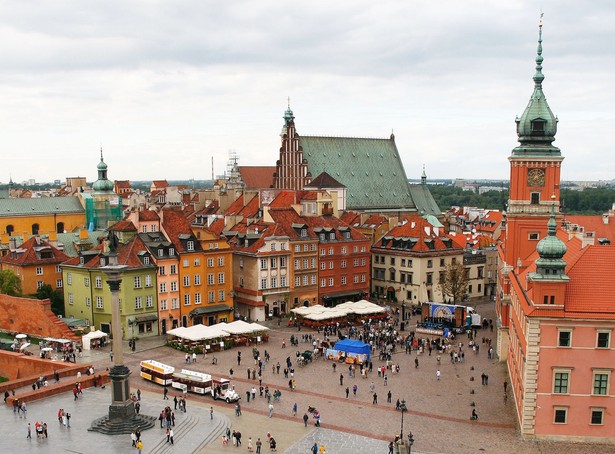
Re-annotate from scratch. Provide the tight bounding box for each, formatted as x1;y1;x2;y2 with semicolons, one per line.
89;260;156;434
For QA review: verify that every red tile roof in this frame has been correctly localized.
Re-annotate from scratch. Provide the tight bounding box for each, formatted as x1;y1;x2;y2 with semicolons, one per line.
138;210;160;221
109;220;137;232
161;209;201;253
374;215;463;253
114;180;131;189
62;235;153;270
208;218;226;236
224;194;247;216
564;215;615;242
0;236;69;266
238;166;276;189
152;180;169;188
239;194;261;218
269;191;298;208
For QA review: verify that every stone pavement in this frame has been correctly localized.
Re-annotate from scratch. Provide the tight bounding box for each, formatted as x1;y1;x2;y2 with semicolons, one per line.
3;299;612;454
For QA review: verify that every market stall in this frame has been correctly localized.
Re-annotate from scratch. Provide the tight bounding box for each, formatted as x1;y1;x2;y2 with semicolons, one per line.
81;330;109;350
327;338;371;364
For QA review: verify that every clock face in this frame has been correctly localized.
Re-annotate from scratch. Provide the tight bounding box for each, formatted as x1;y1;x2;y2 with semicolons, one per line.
528;168;545;187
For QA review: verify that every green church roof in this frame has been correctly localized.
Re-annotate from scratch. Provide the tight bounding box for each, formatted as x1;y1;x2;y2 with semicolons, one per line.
300;135;415;211
0;196;85;218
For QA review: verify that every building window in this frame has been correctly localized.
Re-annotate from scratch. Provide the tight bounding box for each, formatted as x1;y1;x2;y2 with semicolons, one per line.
193;274;201;285
310;275;316;285
328;261;334;270
301;229;307;237
183;259;189;268
35;267;43;276
208;291;215;303
260;259;267;270
84;277;90;287
261;279;267;289
218;257;224;267
311;244;316;251
320;262;326;270
183;276;190;287
390;257;396;265
389;270;395;281
558;330;572;347
271;277;277;288
143;256;150;265
530;192;540;205
328;247;334;255
184;294;191;305
194;258;200;267
170;282;178;292
36;281;44;289
239;257;244;269
280;257;287;268
296;276;301;287
134;276;142;288
361;274;366;283
354;275;359;284
341;260;347;269
56;279;63;288
341;276;347;285
218;273;225;284
440;259;445;267
270;243;276;251
304;259;310;269
96;296;103;309
593;372;609;395
207;258;214;267
135;297;143;309
295;245;301;253
281;276;287;287
361;258;366;266
160;299;167;310
239;277;244;287
170;265;177;274
160;282;167;293
353;259;359;267
590;408;605;425
426;273;433;285
320;279;326;288
159;266;166;275
187;241;194;251
303;275;308;286
218;290;225;302
171;298;179;309
208;274;214;285
597;331;611;349
85;296;91;307
328;278;334;286
553;371;570;394
529;232;540;241
158;249;164;257
146;295;153;308
195;293;201;304
145;275;152;287
553;407;567;424
67;273;72;285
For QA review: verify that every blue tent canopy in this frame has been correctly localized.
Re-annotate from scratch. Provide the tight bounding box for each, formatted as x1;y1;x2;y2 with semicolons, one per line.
334;339;371;361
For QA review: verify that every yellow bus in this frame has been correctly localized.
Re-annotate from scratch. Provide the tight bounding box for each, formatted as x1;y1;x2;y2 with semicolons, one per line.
140;360;174;386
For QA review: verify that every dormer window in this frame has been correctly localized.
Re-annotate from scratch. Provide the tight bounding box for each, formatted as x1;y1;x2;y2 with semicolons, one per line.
301;229;307;237
320;233;325;241
531;119;545;134
187;241;194;251
169;248;175;256
329;232;335;240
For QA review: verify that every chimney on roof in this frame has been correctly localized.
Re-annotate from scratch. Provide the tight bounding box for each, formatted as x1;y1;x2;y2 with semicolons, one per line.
603;214;610;225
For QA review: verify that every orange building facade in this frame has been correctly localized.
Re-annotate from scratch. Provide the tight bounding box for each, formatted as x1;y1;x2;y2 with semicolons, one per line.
497;23;615;443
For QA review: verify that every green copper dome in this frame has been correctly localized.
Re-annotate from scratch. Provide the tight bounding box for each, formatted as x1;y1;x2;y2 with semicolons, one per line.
513;22;560;157
535;203;567;273
93;149;114;193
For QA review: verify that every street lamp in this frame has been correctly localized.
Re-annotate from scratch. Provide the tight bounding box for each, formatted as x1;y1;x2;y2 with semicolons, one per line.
399;399;407;441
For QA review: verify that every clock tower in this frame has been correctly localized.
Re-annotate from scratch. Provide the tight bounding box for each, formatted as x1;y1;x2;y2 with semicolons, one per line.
505;21;563;266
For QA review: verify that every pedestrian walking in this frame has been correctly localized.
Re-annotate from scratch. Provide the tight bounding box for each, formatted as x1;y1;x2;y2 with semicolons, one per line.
169;428;174;444
27;423;31;440
269;403;274;418
292;402;298;416
137;389;141;401
345;387;349;398
66;412;71;428
373;392;378;404
137;440;143;453
353;384;358;396
210;406;214;420
339;373;344;386
192;352;197;363
504;381;508;393
163;386;169;399
256;437;262;454
303;413;309;427
387;390;392;403
415;357;419;368
436;369;441;381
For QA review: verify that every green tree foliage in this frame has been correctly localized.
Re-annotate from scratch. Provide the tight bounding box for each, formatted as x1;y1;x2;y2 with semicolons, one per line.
430;185;615;215
439;262;469;303
35;284;65;317
0;270;22;296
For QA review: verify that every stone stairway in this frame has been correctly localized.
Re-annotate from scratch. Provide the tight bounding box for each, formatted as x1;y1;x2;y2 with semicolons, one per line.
88;413;157;435
148;412;230;454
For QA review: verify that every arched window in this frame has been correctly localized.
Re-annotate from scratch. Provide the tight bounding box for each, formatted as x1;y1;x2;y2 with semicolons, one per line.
6;225;14;235
56;222;65;234
32;223;40;235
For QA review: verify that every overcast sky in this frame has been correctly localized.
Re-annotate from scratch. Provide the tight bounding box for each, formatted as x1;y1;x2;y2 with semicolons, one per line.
1;1;614;185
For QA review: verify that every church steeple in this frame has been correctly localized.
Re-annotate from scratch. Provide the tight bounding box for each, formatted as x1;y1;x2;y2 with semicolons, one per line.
421;165;427;185
92;148;114;193
513;18;560;156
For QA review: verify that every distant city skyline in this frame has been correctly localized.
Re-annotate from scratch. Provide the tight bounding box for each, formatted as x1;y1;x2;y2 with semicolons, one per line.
1;2;614;184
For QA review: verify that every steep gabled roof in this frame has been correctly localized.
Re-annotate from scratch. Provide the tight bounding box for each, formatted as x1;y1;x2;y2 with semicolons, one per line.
161;209;202;253
152;180;169;188
208;218;226;236
374;215;462;253
109;220;137;232
138;210;160;222
238;166;276;189
305;172;346;189
300;136;414;211
238;195;261;218
62;235;153;270
0;236;69;266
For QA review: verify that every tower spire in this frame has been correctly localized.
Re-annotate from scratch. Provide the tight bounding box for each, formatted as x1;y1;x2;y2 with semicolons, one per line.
533;13;545;88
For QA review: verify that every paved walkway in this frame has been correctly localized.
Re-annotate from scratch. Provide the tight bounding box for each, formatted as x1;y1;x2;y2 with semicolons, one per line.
2;299;611;454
